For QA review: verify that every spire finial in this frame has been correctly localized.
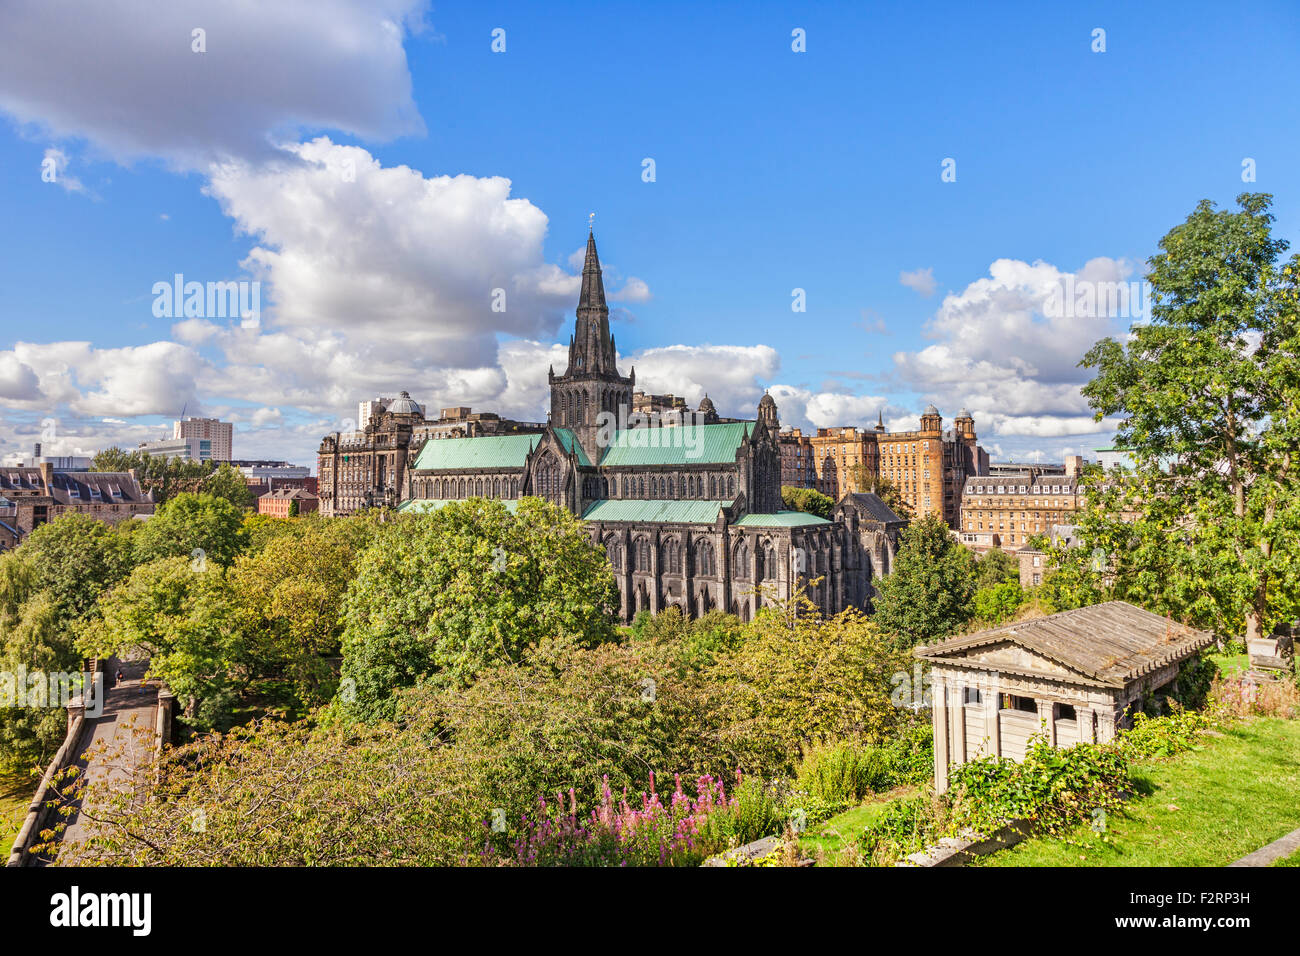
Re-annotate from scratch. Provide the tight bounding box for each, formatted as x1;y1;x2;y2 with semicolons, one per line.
588;211;595;233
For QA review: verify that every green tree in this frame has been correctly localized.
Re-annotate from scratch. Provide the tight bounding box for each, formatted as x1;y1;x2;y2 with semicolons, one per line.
202;463;255;510
1081;193;1300;641
0;592;79;772
1038;543;1108;614
133;492;249;569
79;556;244;729
871;515;975;647
780;486;834;518
13;513;135;625
339;497;619;720
974;547;1018;590
973;579;1026;624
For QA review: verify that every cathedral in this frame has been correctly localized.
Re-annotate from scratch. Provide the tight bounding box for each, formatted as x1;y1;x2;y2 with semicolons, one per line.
322;231;904;622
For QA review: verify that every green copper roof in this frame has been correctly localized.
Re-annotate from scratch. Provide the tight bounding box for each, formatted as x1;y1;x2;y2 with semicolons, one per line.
411;428;589;471
597;422;752;467
581;499;731;524
733;511;832;527
398;498;520;514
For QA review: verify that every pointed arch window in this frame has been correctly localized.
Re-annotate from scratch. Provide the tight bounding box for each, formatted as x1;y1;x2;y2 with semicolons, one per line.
537;454;562;503
696;540;714;576
734;540;750;577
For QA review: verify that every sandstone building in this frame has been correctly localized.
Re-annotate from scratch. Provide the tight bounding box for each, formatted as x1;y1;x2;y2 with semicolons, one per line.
957;460;1083;553
780;410;987;527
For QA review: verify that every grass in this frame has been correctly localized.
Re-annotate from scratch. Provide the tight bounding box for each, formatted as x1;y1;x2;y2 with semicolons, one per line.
799;787;915;866
977;717;1300;867
1209;651;1249;676
1273;847;1300;867
0;773;38;860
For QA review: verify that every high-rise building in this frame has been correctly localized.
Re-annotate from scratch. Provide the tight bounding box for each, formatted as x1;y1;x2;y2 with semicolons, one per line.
173;417;233;462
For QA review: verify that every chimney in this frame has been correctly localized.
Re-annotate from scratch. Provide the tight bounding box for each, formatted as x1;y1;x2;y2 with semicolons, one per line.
39;461;54;493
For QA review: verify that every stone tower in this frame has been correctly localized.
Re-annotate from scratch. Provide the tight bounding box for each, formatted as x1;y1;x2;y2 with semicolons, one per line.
920;403;942;434
549;230;634;461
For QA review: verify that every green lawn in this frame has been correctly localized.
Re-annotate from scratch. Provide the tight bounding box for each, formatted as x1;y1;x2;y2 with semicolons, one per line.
0;774;38;860
1210;651;1249;676
1273;847;1300;867
978;717;1300;867
800;788;915;866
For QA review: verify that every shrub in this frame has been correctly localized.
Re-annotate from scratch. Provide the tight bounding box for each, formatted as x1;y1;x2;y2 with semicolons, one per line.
1211;673;1300;719
859;736;1129;866
794;724;933;811
972;580;1026;624
1116;710;1211;759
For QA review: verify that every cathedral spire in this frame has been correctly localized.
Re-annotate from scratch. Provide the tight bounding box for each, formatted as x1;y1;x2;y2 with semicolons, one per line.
568;229;616;374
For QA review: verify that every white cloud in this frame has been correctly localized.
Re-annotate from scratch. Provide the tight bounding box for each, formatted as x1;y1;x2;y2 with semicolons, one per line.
203;138;580;371
611;277;652;303
899;267;937;297
41;147;86;194
0;0;428;168
890;257;1136;438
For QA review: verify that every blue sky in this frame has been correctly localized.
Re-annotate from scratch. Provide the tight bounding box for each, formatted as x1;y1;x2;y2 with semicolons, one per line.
0;0;1297;469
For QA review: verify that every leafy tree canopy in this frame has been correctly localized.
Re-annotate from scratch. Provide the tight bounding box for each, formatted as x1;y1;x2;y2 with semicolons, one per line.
1080;193;1300;640
133;492;249;569
339;497;619;720
870;514;975;647
780;486;835;519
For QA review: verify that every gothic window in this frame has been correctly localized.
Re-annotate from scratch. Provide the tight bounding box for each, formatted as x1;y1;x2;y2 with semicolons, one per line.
763;542;777;580
601;476;609;497
493;477;501;497
696;540;714;576
633;537;651;572
638;477;645;497
728;476;735;497
537;454;562;504
459;478;467;498
734;540;750;577
605;535;621;571
662;537;680;574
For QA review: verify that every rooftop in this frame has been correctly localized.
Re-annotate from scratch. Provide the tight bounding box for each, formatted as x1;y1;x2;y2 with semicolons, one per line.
915;601;1215;688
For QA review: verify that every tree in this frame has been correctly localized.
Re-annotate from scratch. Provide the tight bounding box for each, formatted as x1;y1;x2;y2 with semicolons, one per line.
0;593;78;772
974;547;1018;590
870;515;975;647
133;492;249;569
79;556;243;727
973;580;1026;624
1081;193;1300;645
780;486;834;518
201;463;255;510
1037;543;1108;614
15;514;136;622
339;497;619;720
